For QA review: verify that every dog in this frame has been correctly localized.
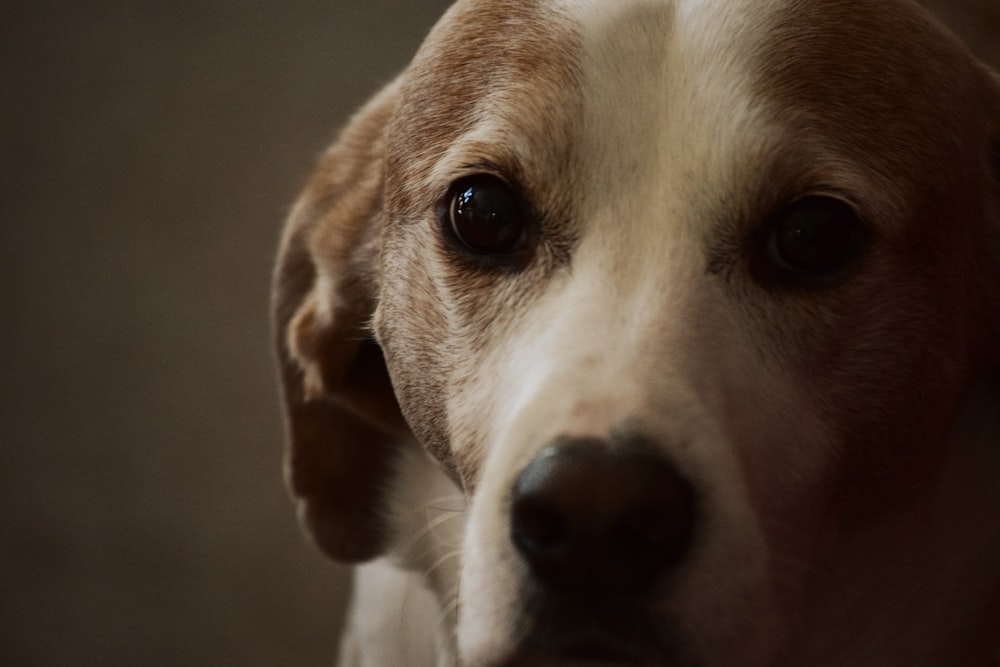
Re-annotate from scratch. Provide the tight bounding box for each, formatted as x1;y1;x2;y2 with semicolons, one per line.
272;0;1000;664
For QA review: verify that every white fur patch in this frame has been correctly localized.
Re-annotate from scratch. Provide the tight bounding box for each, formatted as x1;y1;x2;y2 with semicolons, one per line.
455;1;797;664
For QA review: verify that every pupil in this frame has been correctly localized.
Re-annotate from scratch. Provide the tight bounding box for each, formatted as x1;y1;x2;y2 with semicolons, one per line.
787;209;825;245
471;186;510;224
452;179;524;253
776;197;857;273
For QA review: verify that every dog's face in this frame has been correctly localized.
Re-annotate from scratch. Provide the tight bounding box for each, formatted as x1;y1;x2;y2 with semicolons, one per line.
275;0;1000;664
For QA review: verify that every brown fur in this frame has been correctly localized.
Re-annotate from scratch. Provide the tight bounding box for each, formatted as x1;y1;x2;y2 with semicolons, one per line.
753;0;1000;529
377;0;582;485
273;0;582;557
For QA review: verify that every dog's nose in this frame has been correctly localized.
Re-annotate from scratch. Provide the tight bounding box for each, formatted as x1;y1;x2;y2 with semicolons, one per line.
510;436;697;599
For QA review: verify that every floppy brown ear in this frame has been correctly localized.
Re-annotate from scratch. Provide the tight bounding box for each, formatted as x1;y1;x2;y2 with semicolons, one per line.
272;79;407;563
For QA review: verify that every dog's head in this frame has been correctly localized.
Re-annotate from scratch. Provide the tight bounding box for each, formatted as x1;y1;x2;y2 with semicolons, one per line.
274;0;1000;663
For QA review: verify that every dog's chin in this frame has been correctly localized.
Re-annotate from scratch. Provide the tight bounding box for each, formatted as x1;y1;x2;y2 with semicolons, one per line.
501;657;652;667
471;600;695;667
498;644;675;667
497;642;699;667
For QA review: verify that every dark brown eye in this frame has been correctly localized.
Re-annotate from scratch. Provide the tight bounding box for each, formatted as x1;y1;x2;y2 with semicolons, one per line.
447;176;527;255
769;195;864;275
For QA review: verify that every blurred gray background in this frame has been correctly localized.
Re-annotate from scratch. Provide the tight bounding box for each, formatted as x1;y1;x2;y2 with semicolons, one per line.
1;1;996;666
1;2;448;665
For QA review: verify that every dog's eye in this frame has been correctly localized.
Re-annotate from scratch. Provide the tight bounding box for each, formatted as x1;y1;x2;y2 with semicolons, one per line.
769;196;863;275
447;176;527;255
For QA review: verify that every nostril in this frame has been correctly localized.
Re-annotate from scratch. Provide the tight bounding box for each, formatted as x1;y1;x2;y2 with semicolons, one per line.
509;436;697;599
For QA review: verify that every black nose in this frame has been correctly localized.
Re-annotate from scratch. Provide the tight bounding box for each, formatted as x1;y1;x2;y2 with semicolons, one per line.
510;436;696;599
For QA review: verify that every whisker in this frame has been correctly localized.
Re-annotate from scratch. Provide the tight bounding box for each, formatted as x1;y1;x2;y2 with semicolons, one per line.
422;493;468;513
400;510;466;557
427;549;462;580
437;583;462;628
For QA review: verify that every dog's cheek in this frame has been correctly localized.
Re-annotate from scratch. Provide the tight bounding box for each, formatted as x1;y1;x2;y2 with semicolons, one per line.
376;206;517;484
373;255;458;476
377;222;562;490
805;299;971;528
726;264;970;538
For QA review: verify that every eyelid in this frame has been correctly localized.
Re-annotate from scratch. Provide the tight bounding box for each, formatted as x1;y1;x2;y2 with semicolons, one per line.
434;154;523;204
789;187;860;210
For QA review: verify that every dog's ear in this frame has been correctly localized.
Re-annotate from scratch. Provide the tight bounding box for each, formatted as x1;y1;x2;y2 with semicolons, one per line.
272;80;407;563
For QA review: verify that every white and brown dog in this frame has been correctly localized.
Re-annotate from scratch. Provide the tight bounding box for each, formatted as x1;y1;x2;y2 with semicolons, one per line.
272;0;1000;664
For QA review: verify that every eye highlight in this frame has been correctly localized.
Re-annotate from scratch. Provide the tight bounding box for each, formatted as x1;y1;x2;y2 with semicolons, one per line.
767;195;865;276
446;175;529;256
